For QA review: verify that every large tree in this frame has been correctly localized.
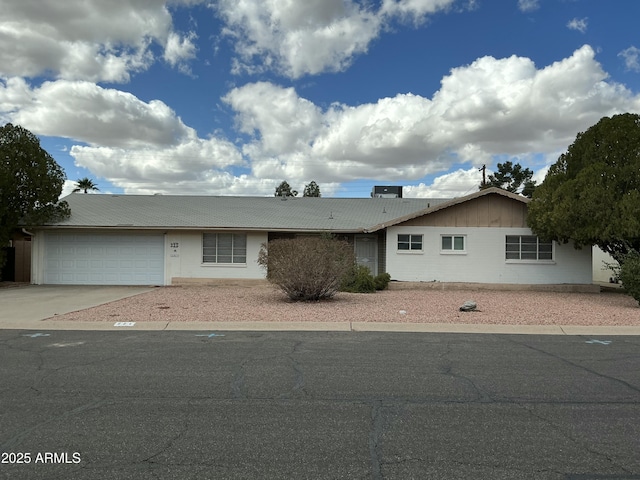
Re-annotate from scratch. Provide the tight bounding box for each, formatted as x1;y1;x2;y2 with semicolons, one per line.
303;180;321;197
527;113;640;264
480;161;536;197
274;180;298;197
0;124;70;275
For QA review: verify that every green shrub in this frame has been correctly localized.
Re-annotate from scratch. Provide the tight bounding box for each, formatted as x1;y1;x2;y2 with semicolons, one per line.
373;272;391;291
620;252;640;306
257;236;355;301
341;266;392;293
341;265;376;293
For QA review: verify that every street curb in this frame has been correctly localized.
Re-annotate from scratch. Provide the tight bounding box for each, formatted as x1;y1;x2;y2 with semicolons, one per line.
3;319;640;335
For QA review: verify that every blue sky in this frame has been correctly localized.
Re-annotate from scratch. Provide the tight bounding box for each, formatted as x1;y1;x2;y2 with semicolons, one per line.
1;0;639;198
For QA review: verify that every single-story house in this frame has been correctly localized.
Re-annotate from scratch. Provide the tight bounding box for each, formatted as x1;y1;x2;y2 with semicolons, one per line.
26;187;593;287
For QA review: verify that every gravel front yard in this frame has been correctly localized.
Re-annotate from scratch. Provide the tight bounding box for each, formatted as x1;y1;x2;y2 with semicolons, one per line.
46;284;640;326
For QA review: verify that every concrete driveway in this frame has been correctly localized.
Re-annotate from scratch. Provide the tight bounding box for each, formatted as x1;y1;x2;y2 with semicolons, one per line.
0;285;154;327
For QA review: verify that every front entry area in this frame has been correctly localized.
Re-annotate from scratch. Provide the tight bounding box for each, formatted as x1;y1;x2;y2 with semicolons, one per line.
354;235;378;275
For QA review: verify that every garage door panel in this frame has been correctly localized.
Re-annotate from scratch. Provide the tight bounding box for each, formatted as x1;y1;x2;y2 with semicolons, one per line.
44;232;164;285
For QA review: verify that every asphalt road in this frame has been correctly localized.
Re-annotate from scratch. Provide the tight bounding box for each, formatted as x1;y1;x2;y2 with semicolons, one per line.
1;330;639;480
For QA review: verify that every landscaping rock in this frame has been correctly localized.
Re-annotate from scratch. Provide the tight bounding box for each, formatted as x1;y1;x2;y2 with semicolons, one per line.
459;300;477;312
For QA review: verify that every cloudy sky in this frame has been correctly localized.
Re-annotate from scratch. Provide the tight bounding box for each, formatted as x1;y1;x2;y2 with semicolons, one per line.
1;0;639;198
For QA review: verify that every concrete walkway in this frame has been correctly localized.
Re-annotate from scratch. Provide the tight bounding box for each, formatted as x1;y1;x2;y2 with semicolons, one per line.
2;284;639;335
0;285;154;329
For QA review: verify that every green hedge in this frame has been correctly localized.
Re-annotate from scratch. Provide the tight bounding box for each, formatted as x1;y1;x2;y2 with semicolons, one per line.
620;252;640;306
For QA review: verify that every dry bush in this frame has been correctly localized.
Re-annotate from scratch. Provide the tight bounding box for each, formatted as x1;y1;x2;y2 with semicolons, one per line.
258;236;355;301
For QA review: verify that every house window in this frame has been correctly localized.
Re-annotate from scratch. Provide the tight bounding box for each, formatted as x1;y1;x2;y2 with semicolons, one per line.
203;233;247;264
441;235;465;252
398;234;423;251
505;235;553;261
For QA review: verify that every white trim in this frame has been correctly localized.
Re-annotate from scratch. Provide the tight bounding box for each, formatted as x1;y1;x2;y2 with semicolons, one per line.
201;232;248;265
506;260;556;265
200;263;248;268
505;235;554;262
396;233;423;253
440;234;466;254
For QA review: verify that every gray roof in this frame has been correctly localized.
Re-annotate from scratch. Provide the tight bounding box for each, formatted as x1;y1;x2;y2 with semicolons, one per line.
42;194;452;232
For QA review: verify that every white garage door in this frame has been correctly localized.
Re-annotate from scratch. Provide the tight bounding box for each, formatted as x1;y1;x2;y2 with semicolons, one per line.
44;232;164;285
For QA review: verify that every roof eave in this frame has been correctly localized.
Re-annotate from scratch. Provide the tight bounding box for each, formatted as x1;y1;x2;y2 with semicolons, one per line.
31;225;368;233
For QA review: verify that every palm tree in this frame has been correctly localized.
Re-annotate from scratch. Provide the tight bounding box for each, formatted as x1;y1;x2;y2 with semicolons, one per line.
73;177;99;194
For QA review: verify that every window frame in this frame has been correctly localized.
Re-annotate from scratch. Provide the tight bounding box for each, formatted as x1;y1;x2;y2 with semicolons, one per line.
202;233;247;265
440;234;466;254
505;235;554;263
397;234;423;253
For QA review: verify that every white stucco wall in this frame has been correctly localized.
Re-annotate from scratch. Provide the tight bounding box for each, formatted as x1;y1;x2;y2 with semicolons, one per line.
30;231;43;284
592;246;619;283
386;226;592;284
165;231;267;282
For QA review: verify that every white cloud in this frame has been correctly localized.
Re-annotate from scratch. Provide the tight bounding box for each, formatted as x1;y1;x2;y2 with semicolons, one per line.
223;45;640;191
0;0;201;82
223;82;324;155
381;0;456;21
70;136;244;187
403;168;482;198
1;79;192;148
5;46;640;198
517;0;539;12
0;76;247;195
216;0;382;78
567;17;588;33
404;152;558;198
215;0;458;79
0;0;462;83
164;31;198;73
619;46;640;72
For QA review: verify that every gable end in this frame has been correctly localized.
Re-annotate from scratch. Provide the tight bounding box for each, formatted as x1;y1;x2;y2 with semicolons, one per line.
397;193;528;228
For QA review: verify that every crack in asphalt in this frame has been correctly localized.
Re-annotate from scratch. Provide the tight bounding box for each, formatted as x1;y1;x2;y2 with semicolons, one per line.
438;340;495;403
141;400;193;466
367;399;416;480
3;332;639;478
369;399;384;480
231;359;248;399
522;404;634;476
0;398;109;453
232;340;311;400
286;340;308;398
446;457;569;477
507;337;640;395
